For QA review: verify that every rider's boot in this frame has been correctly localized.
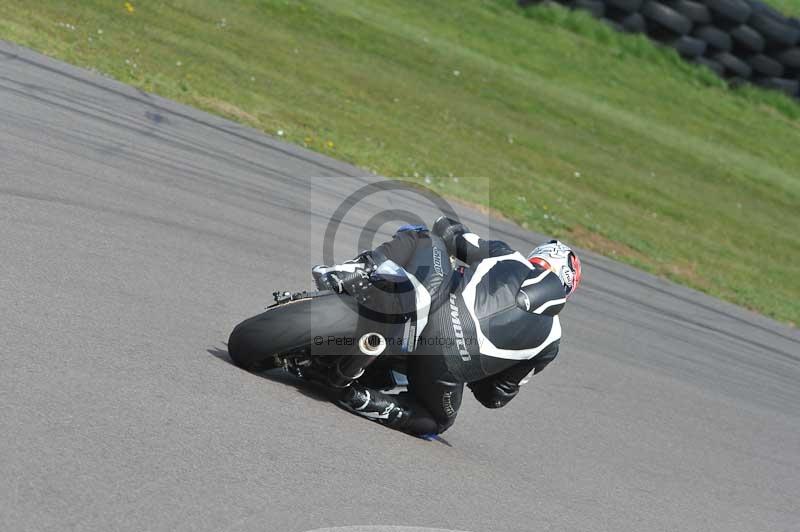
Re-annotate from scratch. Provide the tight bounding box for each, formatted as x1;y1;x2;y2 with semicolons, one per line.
338;385;411;430
338;385;442;436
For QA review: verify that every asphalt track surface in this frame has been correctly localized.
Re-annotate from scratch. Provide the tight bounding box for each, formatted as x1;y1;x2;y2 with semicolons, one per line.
2;40;799;532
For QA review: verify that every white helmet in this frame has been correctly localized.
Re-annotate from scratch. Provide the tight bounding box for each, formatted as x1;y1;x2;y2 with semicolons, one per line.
527;240;582;298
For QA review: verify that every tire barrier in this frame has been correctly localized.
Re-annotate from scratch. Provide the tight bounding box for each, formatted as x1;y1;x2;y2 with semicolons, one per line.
518;0;800;100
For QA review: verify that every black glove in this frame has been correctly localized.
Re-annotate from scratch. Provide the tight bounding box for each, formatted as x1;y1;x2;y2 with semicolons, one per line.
312;251;376;292
432;216;469;257
345;250;376;270
468;378;520;409
311;264;374;304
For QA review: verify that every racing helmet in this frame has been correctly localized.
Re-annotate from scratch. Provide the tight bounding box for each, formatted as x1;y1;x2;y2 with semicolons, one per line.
527;240;582;298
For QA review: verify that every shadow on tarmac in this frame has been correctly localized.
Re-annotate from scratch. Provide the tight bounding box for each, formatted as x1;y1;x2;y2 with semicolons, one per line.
206;345;452;446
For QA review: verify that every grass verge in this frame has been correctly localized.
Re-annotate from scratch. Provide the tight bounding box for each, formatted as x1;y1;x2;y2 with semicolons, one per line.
1;0;798;325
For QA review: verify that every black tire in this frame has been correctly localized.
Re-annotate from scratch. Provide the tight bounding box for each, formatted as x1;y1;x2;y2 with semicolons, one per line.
228;294;359;370
705;0;751;24
692;25;733;52
712;51;753;78
749;12;800;48
693;56;726;76
730;25;766;53
606;0;643;12
572;0;605;17
666;0;711;24
615;12;648;32
754;76;800;95
774;47;800;69
669;35;707;57
641;1;692;35
747;54;785;77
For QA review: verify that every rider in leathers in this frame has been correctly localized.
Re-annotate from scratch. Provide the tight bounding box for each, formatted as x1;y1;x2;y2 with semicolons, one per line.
313;216;582;436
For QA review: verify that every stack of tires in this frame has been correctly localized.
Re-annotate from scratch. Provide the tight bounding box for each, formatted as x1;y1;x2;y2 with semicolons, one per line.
519;0;800;99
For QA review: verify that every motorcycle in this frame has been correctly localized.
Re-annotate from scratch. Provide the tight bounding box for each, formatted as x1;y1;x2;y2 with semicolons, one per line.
227;231;453;395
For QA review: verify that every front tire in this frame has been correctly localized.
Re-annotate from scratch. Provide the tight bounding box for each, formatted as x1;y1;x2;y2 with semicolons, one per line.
228;294;359;370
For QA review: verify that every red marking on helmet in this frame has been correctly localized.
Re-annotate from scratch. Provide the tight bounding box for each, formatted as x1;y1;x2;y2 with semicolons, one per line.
529;257;551;270
567;253;582;297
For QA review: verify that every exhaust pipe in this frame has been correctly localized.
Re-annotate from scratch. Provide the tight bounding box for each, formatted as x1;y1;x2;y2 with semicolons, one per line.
328;332;387;388
358;332;387;356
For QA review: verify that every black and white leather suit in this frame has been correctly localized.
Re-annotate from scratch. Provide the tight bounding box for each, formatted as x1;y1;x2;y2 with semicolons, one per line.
338;218;567;436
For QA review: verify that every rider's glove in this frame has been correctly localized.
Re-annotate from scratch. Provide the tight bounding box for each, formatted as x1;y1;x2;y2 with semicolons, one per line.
432;216;470;257
312;251;376;303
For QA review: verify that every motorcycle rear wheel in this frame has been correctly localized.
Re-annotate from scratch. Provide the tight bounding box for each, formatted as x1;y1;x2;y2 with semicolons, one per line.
228;293;359;370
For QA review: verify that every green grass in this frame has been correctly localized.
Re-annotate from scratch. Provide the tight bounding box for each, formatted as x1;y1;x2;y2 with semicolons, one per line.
1;0;798;325
764;0;800;17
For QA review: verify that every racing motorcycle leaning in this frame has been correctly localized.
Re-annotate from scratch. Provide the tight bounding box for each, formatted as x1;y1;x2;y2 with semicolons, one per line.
227;229;454;395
